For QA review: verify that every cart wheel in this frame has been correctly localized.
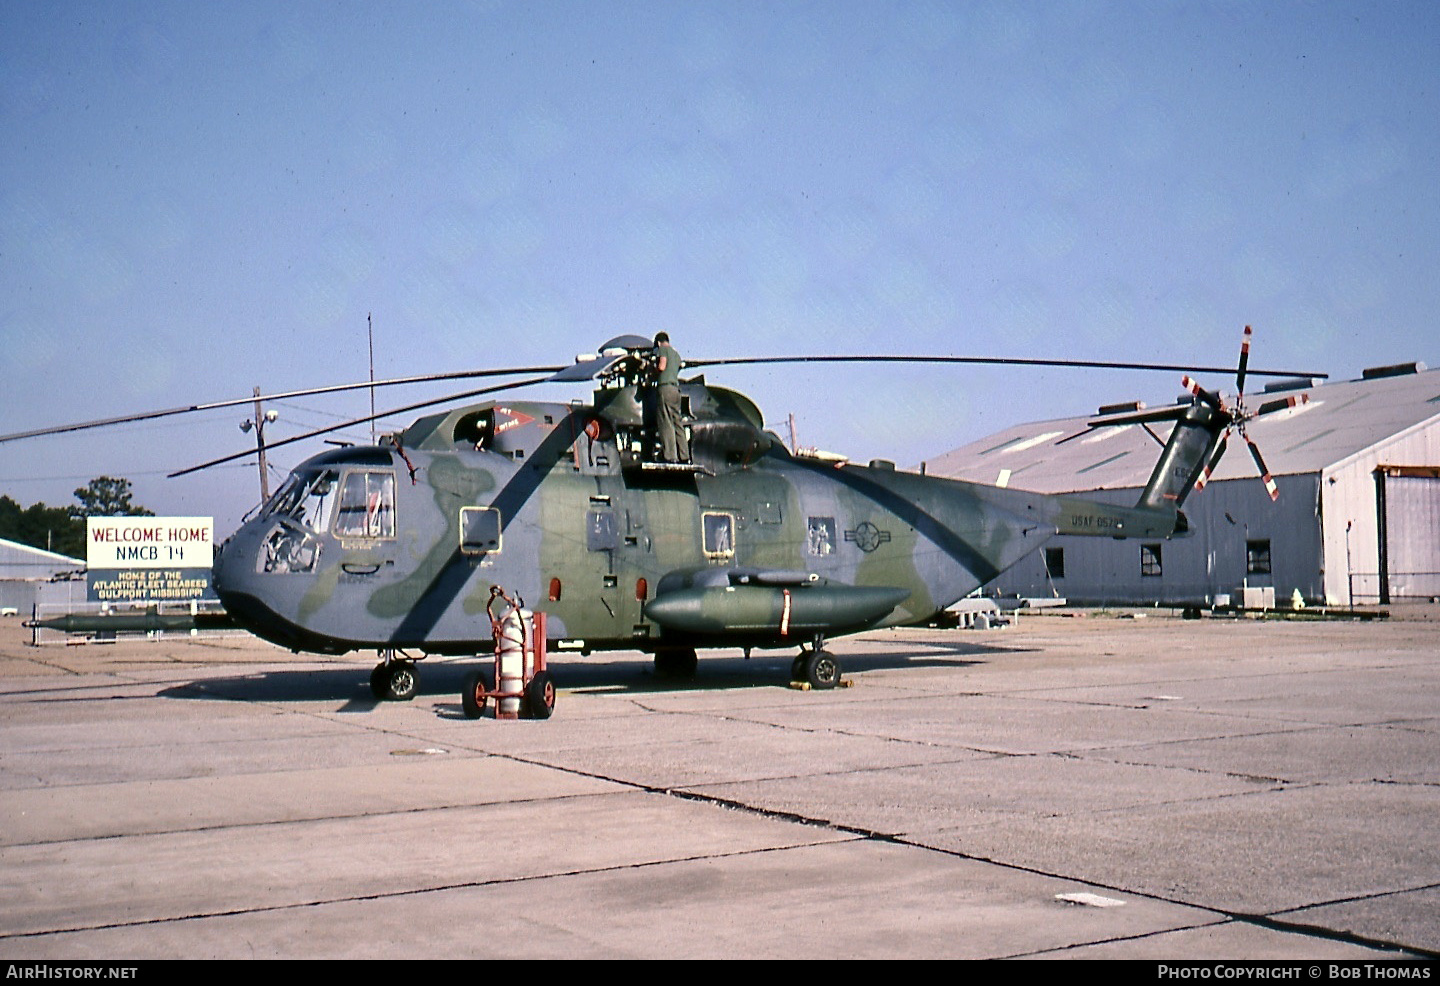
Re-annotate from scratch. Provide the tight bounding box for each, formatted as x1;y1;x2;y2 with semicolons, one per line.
461;670;487;720
524;670;556;720
384;661;419;701
802;649;841;690
369;664;389;699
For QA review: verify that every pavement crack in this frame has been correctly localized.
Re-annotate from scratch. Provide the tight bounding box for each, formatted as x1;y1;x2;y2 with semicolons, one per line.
0;842;841;944
1274;881;1440;918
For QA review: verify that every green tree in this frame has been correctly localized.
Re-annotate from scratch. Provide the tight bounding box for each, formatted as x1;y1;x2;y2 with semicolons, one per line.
71;476;154;519
0;495;85;558
0;478;153;560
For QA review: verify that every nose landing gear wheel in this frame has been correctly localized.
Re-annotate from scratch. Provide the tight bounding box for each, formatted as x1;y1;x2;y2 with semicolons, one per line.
372;660;418;701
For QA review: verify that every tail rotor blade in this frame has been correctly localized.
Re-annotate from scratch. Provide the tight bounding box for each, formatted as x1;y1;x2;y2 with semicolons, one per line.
1235;324;1253;396
1246;436;1280;501
1195;432;1229;492
1181;375;1224;410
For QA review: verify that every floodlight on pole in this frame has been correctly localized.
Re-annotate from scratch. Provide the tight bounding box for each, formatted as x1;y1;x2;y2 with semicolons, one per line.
240;387;277;502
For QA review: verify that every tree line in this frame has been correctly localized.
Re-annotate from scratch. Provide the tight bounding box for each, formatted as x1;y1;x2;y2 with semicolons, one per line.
0;477;153;560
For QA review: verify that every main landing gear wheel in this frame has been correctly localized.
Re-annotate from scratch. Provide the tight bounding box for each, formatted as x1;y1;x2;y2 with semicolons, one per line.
372;660;419;701
654;647;698;679
461;670;488;719
799;649;842;690
524;670;556;720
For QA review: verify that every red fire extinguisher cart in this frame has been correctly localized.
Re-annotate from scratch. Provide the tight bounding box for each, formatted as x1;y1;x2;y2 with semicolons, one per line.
461;586;555;720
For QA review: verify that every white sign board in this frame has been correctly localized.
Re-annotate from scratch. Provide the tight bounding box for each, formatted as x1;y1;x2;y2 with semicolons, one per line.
87;517;215;569
86;518;216;603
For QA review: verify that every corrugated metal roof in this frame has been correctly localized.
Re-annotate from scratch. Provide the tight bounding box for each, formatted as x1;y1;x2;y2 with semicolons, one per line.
925;368;1440;495
0;538;85;579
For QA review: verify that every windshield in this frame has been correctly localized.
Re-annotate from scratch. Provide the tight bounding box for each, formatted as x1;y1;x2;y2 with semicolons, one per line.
262;470;340;533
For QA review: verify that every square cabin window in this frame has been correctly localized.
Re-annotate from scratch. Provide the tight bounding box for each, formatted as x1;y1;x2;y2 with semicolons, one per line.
702;512;735;561
460;506;502;555
333;471;395;539
807;516;836;557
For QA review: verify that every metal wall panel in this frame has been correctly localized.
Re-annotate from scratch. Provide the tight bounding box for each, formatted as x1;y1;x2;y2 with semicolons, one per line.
1380;472;1440;600
1321;422;1440;605
985;475;1323;606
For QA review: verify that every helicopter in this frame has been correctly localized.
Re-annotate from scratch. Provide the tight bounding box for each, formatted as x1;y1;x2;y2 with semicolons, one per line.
9;331;1323;716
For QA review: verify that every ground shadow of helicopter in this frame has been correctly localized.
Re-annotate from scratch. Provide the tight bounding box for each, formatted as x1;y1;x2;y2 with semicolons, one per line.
154;635;1020;710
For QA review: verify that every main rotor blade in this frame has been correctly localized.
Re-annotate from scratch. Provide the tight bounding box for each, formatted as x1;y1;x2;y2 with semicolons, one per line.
686;354;1328;380
1256;392;1310;416
167;376;552;478
1181;375;1225;410
1085;405;1189;428
0;365;565;445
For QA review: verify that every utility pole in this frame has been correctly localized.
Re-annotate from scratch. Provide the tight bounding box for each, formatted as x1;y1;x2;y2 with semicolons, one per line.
240;387;278;502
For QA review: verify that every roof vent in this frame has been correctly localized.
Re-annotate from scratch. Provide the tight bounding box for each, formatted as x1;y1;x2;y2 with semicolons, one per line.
1362;361;1426;380
1262;377;1320;394
1097;400;1145;416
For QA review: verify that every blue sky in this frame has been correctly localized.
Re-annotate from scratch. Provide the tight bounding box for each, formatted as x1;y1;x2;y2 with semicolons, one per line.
3;0;1437;534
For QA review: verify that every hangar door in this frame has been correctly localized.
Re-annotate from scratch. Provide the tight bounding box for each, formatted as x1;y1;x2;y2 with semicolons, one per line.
1376;466;1440;603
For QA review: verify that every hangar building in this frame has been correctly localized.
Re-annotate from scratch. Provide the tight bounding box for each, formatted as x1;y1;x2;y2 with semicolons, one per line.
925;363;1440;608
0;538;85;615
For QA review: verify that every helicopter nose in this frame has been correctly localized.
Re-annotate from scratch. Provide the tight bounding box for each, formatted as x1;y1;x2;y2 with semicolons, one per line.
211;527;250;599
211;536;233;594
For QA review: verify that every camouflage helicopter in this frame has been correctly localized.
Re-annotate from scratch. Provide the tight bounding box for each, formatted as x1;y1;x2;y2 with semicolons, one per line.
10;331;1320;716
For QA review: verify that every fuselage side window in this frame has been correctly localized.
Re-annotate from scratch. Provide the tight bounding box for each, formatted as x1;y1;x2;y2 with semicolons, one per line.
334;470;397;539
460;506;502;555
807;516;836;556
702;511;736;561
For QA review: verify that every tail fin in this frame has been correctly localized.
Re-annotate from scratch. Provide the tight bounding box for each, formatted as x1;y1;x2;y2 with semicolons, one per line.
1086;328;1312;518
1085;399;1231;513
1134;401;1230;512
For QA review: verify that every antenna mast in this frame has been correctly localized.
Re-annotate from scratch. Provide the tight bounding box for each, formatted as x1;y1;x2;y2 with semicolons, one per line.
368;313;376;444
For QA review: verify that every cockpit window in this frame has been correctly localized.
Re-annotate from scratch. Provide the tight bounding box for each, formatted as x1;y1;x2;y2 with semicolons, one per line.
259;524;321;574
263;470;340;533
333;471;396;539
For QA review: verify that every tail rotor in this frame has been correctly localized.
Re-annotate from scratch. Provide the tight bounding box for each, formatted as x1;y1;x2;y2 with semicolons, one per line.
1185;325;1305;502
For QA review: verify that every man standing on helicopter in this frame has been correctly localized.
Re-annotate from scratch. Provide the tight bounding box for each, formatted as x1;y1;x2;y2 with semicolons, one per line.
652;331;689;464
